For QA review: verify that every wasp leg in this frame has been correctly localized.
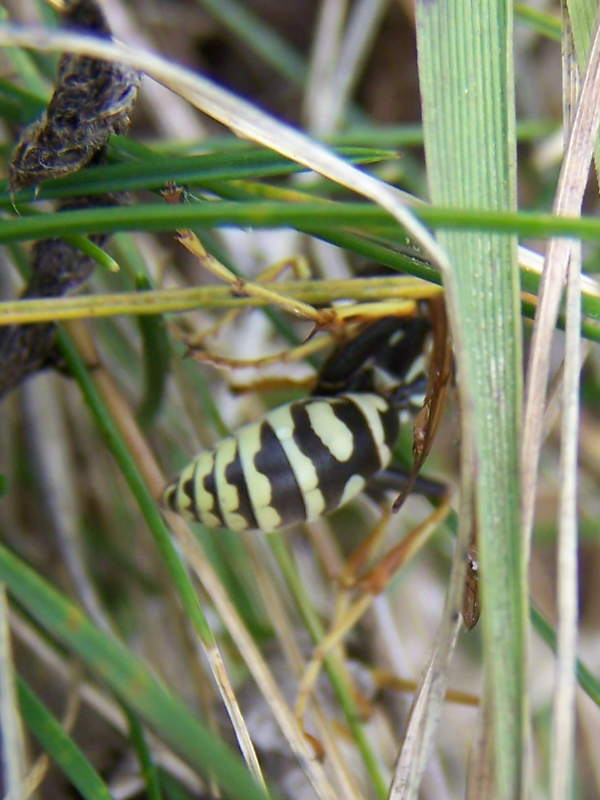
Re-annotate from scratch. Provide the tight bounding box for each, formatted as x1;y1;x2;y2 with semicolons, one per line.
188;255;314;348
356;499;451;594
254;254;312;283
295;466;449;728
227;375;315;395
372;670;479;707
187;331;332;371
294;508;393;727
176;228;329;325
294;499;451;729
176;251;341;374
359;466;448;586
368;466;447;500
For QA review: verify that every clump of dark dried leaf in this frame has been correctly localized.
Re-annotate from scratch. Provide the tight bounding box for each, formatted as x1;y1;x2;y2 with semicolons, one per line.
0;0;140;399
9;0;139;193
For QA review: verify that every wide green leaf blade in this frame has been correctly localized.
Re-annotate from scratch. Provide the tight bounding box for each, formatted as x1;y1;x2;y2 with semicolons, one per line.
415;1;526;797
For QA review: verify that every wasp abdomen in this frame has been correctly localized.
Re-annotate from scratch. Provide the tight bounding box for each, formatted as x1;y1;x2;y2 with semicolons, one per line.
163;392;398;532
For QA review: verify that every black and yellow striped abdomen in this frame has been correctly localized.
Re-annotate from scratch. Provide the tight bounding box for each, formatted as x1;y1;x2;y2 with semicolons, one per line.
163;392;399;532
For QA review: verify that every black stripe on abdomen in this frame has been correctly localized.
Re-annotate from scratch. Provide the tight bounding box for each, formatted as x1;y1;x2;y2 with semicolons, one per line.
290;397;381;513
224;444;259;530
252;421;307;528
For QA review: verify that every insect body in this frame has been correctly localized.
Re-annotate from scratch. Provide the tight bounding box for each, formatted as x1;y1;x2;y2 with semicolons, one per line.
163;316;433;532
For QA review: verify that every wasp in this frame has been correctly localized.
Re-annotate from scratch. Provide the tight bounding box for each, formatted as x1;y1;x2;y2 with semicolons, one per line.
162;311;447;532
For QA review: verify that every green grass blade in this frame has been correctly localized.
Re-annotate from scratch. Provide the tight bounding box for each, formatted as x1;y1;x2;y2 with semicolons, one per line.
567;0;597;65
55;329;215;647
2;145;393;203
515;4;561;41
0;76;46;122
0;546;271;800
134;275;170;429
0;7;50;98
193;0;305;84
17;677;114;800
127;712;163;800
531;605;600;707
7;199;600;255
415;2;525;798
